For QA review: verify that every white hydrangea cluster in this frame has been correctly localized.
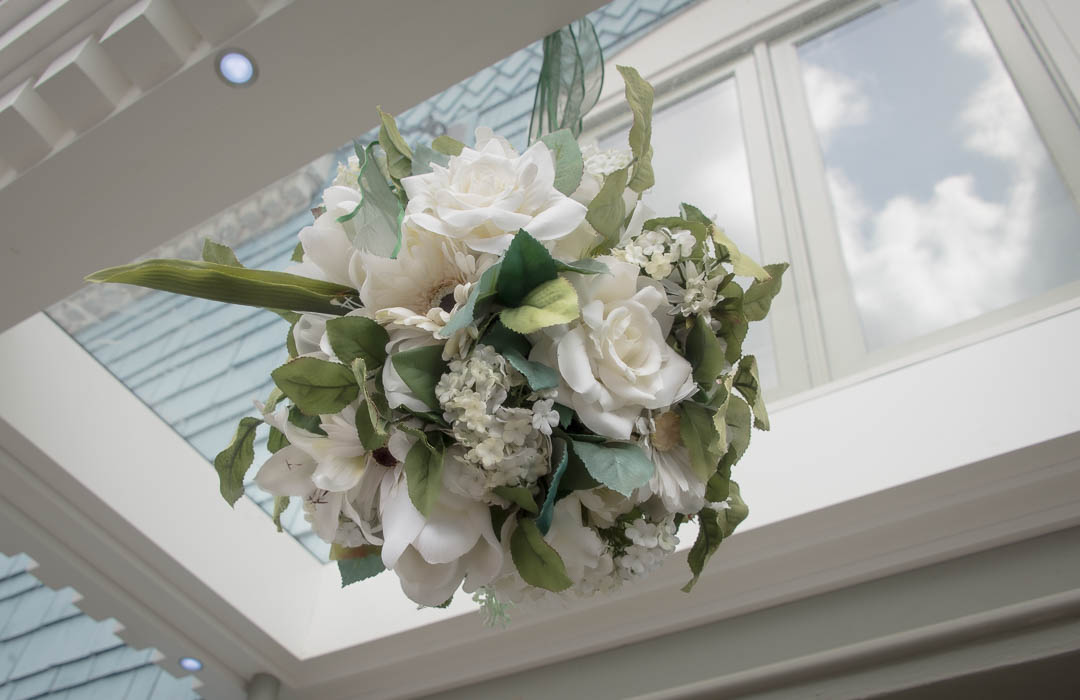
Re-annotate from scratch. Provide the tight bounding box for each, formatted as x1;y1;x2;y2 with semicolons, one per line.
613;226;697;280
435;345;550;498
332;153;362;187
615;515;680;580
581;143;634;176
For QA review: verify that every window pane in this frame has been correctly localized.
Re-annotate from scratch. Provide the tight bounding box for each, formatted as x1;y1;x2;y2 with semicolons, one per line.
602;78;778;388
799;0;1080;351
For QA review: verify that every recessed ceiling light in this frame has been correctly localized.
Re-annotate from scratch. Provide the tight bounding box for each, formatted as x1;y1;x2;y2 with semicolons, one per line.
178;656;204;672
216;49;257;86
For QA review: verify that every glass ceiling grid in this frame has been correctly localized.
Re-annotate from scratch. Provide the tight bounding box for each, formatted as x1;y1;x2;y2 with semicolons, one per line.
43;0;697;563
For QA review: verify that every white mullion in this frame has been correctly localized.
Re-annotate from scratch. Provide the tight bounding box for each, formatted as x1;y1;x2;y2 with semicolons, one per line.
735;56;814;396
1011;0;1080;124
976;0;1080;205
751;42;835;386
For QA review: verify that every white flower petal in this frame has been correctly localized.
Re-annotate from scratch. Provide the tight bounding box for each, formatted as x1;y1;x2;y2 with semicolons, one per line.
254;446;315;496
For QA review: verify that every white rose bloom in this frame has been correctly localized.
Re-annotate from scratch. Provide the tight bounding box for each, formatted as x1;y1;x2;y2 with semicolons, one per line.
379;445;503;606
400;128;587;254
531;257;696;440
289;185;366;289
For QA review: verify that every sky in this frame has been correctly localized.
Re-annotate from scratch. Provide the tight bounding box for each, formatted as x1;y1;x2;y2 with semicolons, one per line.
799;0;1080;351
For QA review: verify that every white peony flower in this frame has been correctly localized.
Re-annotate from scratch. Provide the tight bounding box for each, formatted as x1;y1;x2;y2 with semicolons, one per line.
289;185;367;289
531;257;696;439
379;453;503;607
400;128;587;254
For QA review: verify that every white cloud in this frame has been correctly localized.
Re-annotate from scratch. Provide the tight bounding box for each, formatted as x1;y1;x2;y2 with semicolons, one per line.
801;63;870;147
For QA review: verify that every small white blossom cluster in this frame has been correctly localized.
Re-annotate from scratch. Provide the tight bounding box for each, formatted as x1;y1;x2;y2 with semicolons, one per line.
613;226;697;280
615;515;680;580
435;345;550;498
332;153;362;187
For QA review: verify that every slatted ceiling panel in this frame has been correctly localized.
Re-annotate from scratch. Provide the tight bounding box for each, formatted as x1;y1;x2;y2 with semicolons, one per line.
0;554;199;700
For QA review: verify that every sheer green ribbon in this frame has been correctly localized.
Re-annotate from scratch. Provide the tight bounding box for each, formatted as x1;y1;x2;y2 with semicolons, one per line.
528;17;604;144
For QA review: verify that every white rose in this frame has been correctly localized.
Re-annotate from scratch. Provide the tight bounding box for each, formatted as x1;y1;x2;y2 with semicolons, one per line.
531;257;696;440
400;128;587;254
379;449;503;606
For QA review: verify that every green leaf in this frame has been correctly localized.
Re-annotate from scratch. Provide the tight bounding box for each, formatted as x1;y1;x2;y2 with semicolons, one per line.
286;319;299;358
404;433;444;517
496;230;558;307
570;440;654;497
616;65;655;193
559;439;601;492
272;496;290;532
540;129;584;196
213;417;261;507
351;141;404;257
377;107;413;180
685;314;727;386
504;349;558;391
734;355;769;430
267;426;289;454
351;358;389;451
682;506;723;593
742;263;788;322
201;238;242;267
500;277;580;334
586;167;629;253
493;486;539;514
325;316;389;368
390;345;448;411
271;357;358;415
714;227;770;281
536;438;570;533
679;202;711;227
431;134;465;156
554;403;574;429
288;404;326;435
439;262;500;339
491;505;512;540
722;481;750;538
679;402;722;483
704;470;730;502
337;550;386;587
86;259;355;316
290;241;305;263
510;518;572;592
480;319;531;358
720;395;752;470
554;258;610;275
410;143;450;176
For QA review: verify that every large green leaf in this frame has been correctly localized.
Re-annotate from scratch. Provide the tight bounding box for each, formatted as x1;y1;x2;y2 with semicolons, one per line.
86;259;354;315
213;417;262;507
682;506;723;593
496;230;558;307
439;262;501;339
500;277;580;334
679;402;722;483
390;345;448;410
325;316;389;368
586;166;629;253
410;144;450;176
616;66;655;193
351;358;389;451
742;263;788;322
559;439;601;492
267;426;289;454
734;355;769;430
377;107;413;180
493;486;539;515
718;395;752;473
288;404;326;435
404;433;445;517
510;518;573;592
271;357;358;415
350;141;404;257
685;314;726;386
571;440;654;497
480;319;531;358
540;129;584;196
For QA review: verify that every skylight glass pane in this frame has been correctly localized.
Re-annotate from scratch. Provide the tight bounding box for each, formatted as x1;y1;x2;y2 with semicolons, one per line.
798;0;1080;351
44;0;697;562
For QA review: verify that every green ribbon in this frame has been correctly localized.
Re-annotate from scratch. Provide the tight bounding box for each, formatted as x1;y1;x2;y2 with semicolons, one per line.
528;17;604;144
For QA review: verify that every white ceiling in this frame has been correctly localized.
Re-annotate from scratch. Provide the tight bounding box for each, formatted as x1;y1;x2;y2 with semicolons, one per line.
0;0;609;332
